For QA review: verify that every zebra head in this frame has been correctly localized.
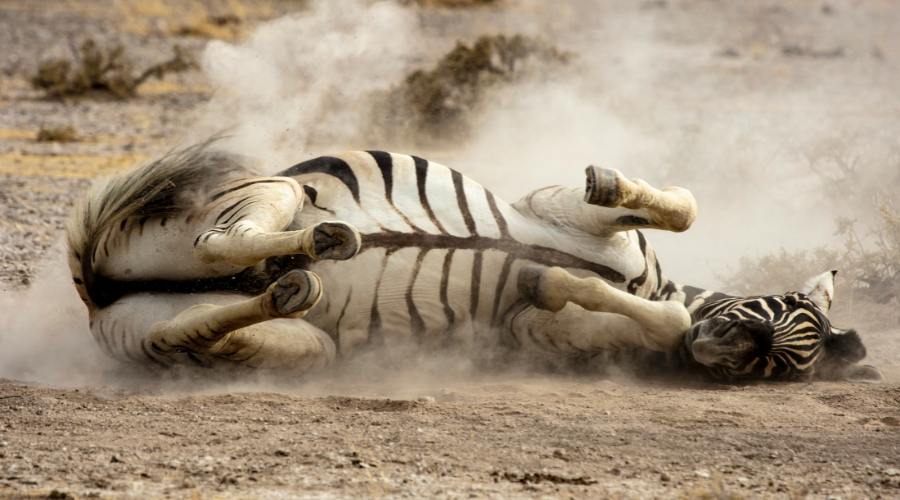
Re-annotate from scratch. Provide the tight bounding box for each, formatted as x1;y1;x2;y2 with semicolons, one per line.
684;271;879;381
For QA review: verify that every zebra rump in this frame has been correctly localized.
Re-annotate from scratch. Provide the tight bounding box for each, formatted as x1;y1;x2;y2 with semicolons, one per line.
67;138;257;310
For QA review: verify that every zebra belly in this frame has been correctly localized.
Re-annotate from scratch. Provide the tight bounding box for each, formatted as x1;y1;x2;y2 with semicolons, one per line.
303;244;532;354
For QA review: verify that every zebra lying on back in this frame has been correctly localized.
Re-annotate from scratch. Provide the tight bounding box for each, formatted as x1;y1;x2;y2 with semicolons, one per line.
67;141;879;381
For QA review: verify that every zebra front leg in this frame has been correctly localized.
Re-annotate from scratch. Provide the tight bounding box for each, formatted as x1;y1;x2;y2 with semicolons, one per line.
518;266;691;351
584;166;697;232
144;270;324;365
515;169;696;235
193;176;361;267
505;301;677;354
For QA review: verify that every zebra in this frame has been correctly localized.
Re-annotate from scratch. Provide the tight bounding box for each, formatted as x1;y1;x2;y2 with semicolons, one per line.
66;141;879;381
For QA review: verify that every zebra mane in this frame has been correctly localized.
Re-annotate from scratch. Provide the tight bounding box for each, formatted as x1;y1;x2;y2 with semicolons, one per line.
67;137;258;309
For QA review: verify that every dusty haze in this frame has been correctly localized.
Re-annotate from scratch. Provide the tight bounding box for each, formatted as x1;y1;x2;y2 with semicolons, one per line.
1;1;899;497
2;0;899;387
193;0;900;288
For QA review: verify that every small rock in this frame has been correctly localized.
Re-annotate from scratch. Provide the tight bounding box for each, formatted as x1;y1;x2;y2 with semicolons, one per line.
695;469;711;479
660;472;671;482
718;47;740;58
552;449;568;461
110;455;123;463
274;449;290;457
219;475;239;486
416;396;436;404
885;468;899;476
47;490;73;499
882;417;900;427
350;457;375;469
0;441;7;448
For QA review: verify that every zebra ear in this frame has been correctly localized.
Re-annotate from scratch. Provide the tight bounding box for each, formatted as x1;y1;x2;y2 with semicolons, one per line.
800;270;836;313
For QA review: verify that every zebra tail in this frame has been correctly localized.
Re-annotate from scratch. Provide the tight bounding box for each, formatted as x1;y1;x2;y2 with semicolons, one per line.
66;137;258;312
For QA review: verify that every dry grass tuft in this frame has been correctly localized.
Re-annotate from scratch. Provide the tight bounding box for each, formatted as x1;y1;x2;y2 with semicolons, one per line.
36;125;79;143
371;34;569;144
30;39;196;98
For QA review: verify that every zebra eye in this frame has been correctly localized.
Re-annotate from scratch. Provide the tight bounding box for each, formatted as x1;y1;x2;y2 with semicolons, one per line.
784;294;799;308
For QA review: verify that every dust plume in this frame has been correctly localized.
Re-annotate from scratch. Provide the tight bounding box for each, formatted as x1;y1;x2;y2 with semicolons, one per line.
190;0;423;166
4;0;898;388
193;0;900;290
185;0;899;381
0;244;115;387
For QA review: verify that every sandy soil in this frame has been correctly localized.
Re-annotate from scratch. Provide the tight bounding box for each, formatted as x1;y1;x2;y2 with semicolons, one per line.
1;369;899;499
1;0;899;498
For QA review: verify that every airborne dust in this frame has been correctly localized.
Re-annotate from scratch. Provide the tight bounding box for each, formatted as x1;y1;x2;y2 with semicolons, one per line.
1;0;898;387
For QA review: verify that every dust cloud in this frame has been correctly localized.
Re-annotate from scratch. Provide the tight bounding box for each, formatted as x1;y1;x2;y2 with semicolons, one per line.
190;1;422;166
0;245;115;387
193;0;900;290
3;0;898;387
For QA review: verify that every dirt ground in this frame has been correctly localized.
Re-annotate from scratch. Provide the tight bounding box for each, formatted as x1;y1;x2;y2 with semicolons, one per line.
1;0;899;498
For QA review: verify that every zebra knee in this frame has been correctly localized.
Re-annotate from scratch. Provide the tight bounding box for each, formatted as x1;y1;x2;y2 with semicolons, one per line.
517;265;569;312
642;301;692;351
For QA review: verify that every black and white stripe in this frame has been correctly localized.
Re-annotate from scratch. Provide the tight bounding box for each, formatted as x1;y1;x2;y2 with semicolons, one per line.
689;293;829;379
282;151;630;348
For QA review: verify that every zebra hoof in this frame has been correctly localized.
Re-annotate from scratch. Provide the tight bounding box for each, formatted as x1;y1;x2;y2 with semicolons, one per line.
313;222;361;261
268;270;322;317
584;166;622;207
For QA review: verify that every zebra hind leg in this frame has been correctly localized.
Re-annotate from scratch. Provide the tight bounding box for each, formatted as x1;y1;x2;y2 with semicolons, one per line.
517;265;691;351
193;176;361;267
144;270;324;365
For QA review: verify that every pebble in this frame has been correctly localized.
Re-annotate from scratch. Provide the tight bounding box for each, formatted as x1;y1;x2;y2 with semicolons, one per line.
660;472;671;482
416;396;436;404
885;468;899;476
274;449;290;457
695;469;711;479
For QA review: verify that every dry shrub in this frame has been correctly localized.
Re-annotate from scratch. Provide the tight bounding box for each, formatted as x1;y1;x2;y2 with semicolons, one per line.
36;125;79;143
725;247;842;296
402;0;499;7
174;13;243;39
724;203;900;304
371;34;569;144
31;39;196;98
